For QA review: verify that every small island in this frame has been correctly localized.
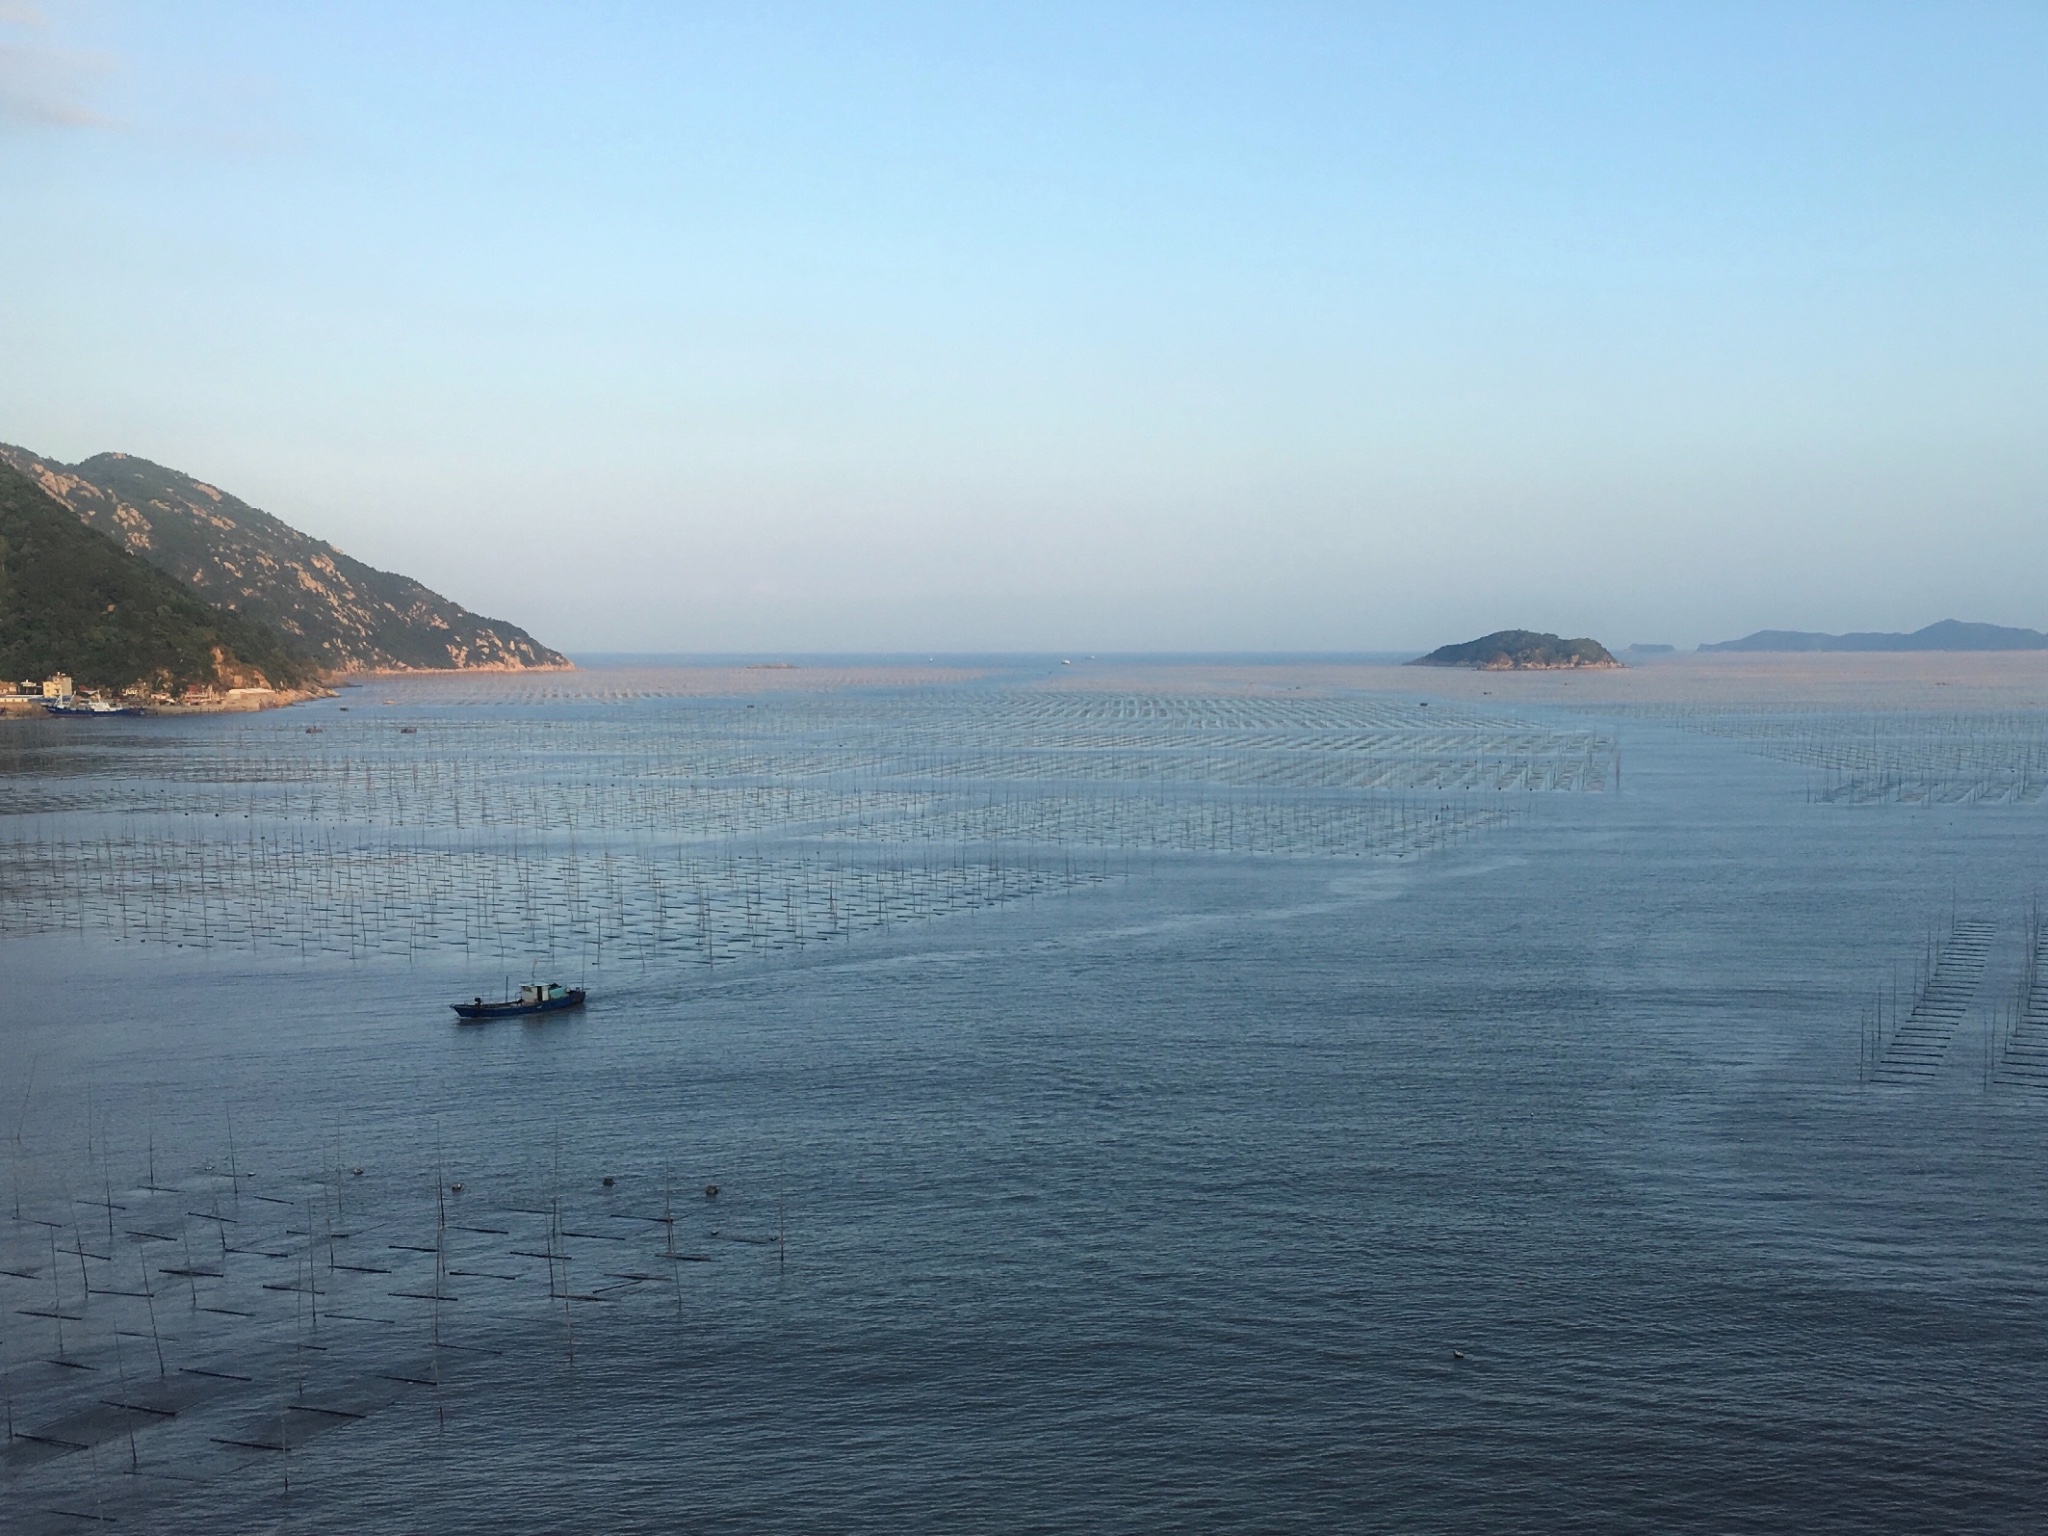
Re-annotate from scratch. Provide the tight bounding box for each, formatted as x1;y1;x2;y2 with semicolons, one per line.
1408;629;1622;670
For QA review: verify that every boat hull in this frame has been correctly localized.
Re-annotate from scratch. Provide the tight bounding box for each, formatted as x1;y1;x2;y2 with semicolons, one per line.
451;989;586;1021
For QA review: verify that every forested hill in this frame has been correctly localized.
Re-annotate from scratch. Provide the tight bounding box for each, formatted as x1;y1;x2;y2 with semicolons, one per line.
0;461;313;694
0;444;570;673
1409;630;1621;670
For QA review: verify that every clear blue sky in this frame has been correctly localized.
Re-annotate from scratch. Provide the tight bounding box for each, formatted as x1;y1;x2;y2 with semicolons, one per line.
4;2;2044;652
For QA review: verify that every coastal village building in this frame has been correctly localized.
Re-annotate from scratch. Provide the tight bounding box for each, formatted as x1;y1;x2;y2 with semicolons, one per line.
42;673;74;702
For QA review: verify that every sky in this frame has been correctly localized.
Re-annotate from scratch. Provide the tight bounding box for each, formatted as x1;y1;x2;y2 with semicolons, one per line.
2;2;2045;653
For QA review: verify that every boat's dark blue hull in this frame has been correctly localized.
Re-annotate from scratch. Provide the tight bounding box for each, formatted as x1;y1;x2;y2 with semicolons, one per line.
452;989;586;1021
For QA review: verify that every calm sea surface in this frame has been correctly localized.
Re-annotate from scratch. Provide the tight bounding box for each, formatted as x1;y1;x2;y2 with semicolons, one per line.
3;663;2045;1533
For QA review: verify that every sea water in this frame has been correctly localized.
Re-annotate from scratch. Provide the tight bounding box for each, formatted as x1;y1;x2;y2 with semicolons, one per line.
2;663;2044;1533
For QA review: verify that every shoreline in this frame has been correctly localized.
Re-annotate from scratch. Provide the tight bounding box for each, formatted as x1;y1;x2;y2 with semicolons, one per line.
1;685;334;719
0;663;578;721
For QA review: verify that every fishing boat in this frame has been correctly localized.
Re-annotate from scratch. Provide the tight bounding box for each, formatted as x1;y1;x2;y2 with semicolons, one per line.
452;983;587;1021
45;698;147;717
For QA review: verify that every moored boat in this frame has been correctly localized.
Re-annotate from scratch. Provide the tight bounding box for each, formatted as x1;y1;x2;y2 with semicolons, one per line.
46;699;147;716
452;983;586;1021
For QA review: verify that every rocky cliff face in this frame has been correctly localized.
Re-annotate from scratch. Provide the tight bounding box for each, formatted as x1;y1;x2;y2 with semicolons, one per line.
0;460;314;695
0;444;570;673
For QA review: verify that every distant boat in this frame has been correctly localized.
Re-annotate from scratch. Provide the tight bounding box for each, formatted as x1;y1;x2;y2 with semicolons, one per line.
452;983;587;1022
46;698;146;717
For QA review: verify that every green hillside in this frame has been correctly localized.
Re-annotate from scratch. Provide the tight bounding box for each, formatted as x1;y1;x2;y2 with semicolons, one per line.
1;444;569;672
0;460;312;693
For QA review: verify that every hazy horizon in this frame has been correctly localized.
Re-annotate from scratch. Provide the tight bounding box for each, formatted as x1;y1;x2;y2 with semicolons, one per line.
5;3;2045;653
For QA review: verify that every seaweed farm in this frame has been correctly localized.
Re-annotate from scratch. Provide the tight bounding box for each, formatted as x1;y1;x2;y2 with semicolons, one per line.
1613;704;2048;804
1;1132;784;1530
1991;907;2048;1090
6;662;2048;1534
0;673;1623;1528
0;687;1605;973
1860;916;1996;1084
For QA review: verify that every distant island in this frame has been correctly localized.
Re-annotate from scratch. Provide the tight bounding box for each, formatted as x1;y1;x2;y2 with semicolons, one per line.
1701;620;2048;653
1408;630;1622;670
0;443;569;674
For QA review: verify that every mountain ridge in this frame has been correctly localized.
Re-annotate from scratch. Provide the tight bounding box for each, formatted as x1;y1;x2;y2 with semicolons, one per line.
1702;620;2048;653
0;444;570;673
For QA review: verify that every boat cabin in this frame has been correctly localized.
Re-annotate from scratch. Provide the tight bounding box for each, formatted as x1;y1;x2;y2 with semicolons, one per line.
518;983;566;1005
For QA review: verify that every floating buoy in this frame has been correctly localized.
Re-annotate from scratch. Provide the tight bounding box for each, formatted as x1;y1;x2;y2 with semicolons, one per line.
352;1167;364;1177
704;1184;719;1199
450;1182;463;1194
602;1176;615;1188
1452;1350;1466;1360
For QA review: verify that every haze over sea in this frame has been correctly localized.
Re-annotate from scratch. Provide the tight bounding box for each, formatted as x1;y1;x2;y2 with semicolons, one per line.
5;654;2047;1533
